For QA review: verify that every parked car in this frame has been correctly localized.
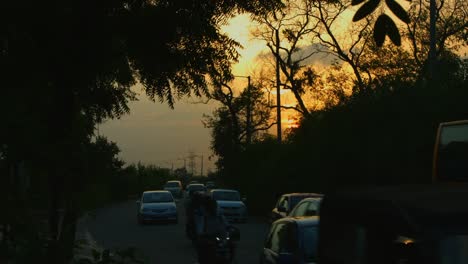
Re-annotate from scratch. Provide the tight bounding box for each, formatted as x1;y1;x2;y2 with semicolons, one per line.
137;190;178;224
318;184;468;264
210;189;247;223
288;197;322;218
185;183;207;199
260;216;319;264
271;193;323;223
164;180;183;198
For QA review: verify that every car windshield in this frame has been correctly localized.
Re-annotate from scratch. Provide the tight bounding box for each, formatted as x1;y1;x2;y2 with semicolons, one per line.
437;123;468;182
212;191;240;201
303;226;318;262
165;182;179;188
439;235;468;264
290;196;312;209
142;192;173;203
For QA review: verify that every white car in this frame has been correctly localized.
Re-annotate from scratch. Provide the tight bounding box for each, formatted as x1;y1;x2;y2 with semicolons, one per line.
164;180;183;198
137;190;178;224
210;189;247;223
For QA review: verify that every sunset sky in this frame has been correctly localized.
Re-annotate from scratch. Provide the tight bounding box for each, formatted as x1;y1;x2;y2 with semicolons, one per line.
98;5;446;173
99;10;357;172
100;14;265;173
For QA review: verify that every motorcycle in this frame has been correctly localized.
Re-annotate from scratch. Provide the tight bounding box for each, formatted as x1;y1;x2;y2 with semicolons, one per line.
197;225;240;264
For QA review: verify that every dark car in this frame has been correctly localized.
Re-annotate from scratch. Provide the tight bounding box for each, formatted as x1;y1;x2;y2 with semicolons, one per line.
205;181;216;190
184;183;207;199
288;197;322;218
318;183;468;264
163;180;183;198
260;216;319;264
271;193;323;223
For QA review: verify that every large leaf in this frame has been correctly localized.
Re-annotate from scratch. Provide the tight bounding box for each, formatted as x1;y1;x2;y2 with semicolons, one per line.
373;14;402;47
353;0;381;22
385;0;410;23
351;0;367;6
384;14;402;46
373;15;387;47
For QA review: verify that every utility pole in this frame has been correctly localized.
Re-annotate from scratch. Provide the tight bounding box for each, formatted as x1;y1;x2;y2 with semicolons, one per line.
233;75;252;144
246;76;252;144
187;151;196;176
178;157;186;170
275;28;282;143
429;0;437;79
200;154;204;177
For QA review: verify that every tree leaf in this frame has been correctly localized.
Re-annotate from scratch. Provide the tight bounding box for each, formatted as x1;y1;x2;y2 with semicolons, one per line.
351;0;367;6
353;0;381;22
373;15;387;47
384;14;402;46
385;0;410;23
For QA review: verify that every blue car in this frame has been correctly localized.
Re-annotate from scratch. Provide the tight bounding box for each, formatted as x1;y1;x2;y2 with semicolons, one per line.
260;216;319;264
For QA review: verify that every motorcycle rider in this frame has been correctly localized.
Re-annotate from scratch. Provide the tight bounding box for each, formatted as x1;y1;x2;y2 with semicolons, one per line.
196;195;233;264
185;190;206;239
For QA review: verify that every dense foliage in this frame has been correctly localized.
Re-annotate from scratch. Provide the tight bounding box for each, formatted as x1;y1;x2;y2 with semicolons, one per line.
1;0;282;262
216;55;468;216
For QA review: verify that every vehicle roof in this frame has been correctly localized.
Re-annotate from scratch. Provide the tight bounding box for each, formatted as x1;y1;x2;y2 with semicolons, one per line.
142;190;171;194
275;216;320;227
440;120;468;126
298;197;323;202
282;192;323;198
166;180;181;183
187;183;205;187
321;183;468;228
210;189;239;192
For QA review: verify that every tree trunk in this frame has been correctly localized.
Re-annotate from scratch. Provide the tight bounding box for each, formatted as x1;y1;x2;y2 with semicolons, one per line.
47;171;61;264
59;199;77;262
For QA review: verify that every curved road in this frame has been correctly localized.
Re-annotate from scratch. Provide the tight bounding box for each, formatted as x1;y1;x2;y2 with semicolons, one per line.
83;200;269;264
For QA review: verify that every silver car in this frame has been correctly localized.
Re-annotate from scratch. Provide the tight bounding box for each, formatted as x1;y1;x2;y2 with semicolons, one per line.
210;189;247;223
164;180;182;198
137;190;178;224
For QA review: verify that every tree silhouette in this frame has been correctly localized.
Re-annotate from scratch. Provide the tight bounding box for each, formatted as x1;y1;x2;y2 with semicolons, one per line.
1;0;282;262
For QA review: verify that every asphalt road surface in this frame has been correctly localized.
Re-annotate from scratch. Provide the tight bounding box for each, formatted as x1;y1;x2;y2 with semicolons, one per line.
84;199;269;264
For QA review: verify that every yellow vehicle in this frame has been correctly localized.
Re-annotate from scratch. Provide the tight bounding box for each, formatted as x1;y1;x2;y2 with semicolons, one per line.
432;120;468;182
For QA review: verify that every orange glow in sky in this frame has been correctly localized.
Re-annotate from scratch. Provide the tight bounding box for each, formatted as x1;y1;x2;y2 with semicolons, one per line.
221;14;266;76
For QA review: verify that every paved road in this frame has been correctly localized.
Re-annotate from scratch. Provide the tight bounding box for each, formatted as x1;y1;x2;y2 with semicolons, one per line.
83;199;269;264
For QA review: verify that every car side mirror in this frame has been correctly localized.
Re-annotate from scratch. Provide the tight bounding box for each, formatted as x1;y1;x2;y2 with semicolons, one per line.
227;225;240;241
278;252;294;264
278;206;287;213
136;200;141;205
242;197;247;203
